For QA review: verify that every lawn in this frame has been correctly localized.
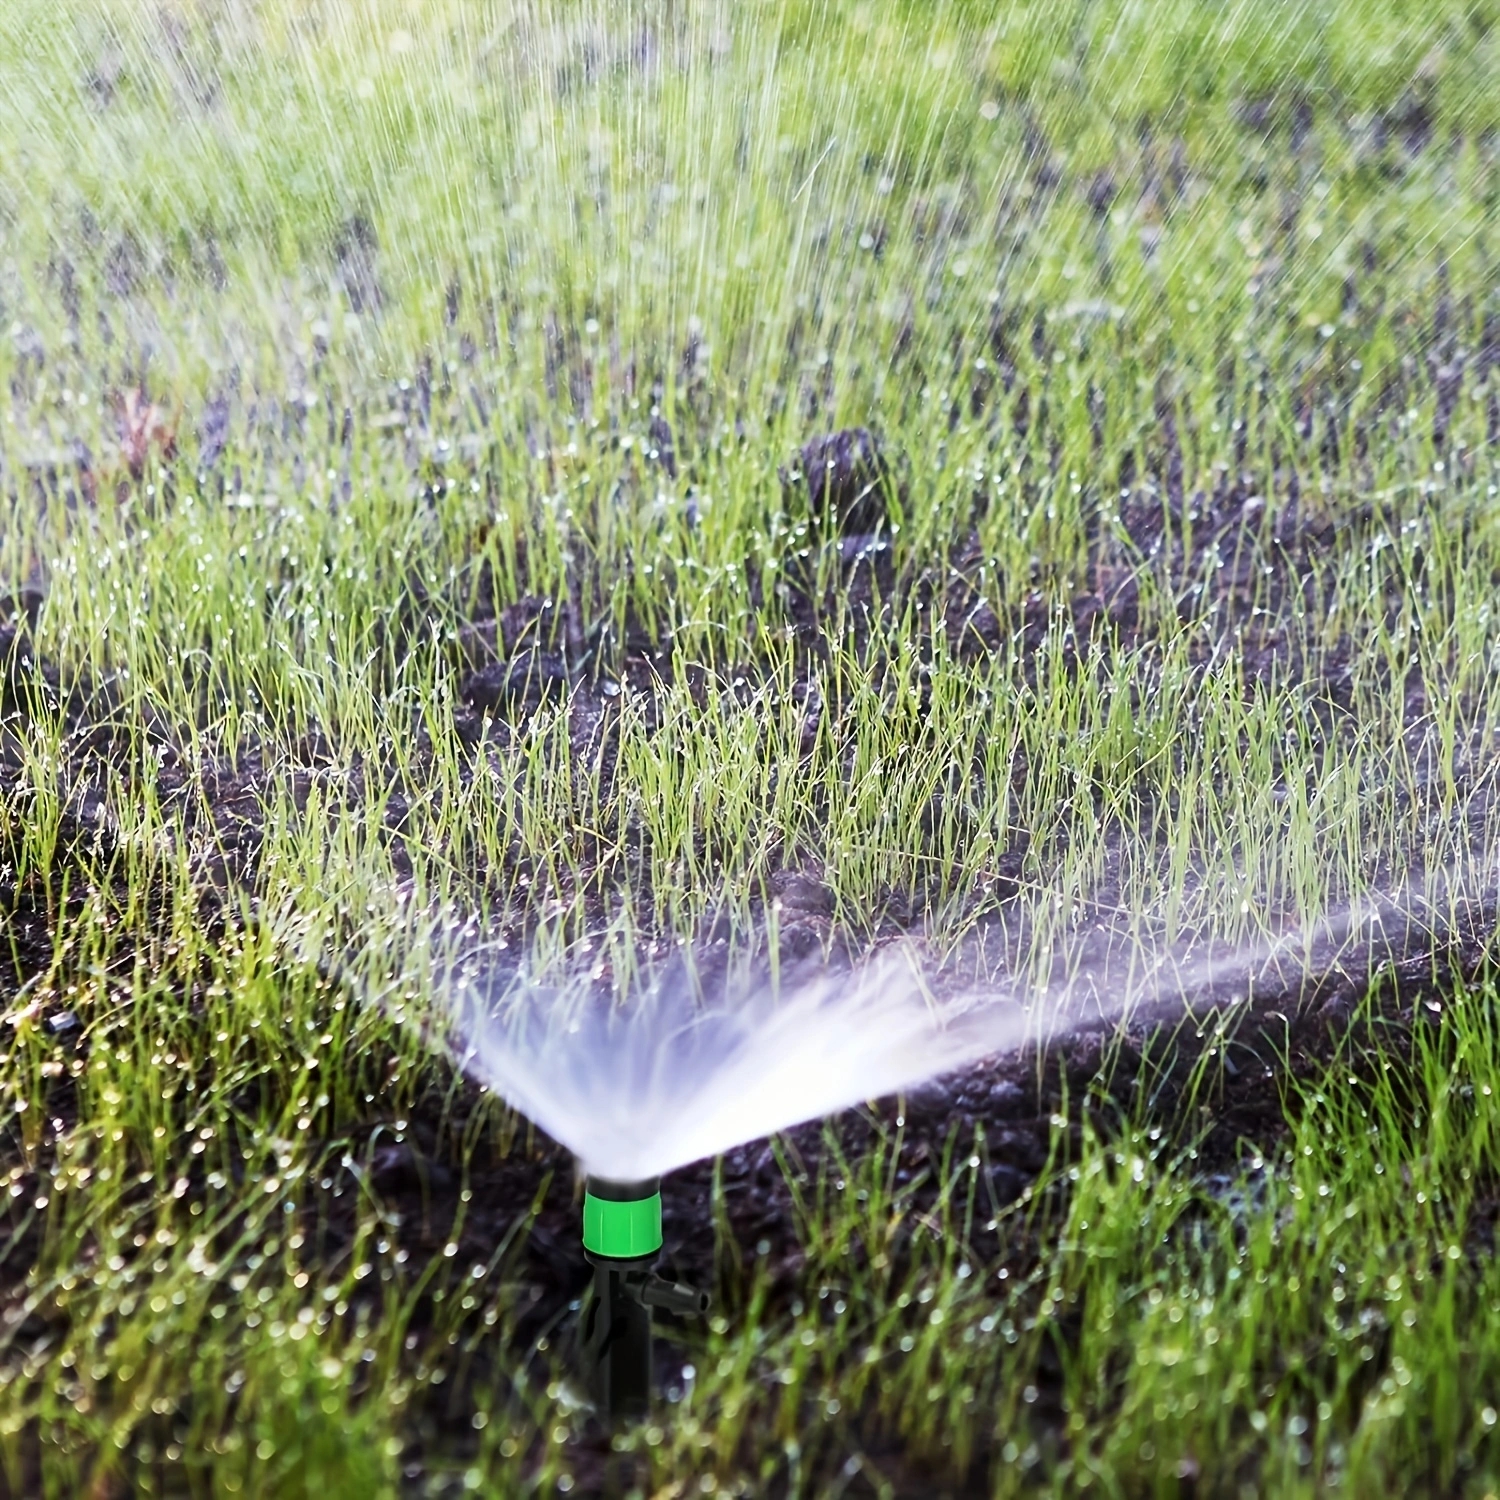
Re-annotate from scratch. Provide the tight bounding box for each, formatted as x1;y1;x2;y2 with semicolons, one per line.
2;0;1500;1494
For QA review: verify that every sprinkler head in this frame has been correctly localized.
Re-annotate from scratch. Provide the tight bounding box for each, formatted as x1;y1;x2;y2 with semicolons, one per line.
583;1176;664;1261
579;1175;708;1419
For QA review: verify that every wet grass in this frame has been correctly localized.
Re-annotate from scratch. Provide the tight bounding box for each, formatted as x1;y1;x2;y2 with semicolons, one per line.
1;0;1500;1494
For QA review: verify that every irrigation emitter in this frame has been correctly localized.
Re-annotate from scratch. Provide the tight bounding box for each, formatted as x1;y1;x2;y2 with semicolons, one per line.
579;1176;709;1418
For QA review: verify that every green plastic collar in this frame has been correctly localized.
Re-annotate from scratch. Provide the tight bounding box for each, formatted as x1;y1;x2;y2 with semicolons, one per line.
582;1187;663;1260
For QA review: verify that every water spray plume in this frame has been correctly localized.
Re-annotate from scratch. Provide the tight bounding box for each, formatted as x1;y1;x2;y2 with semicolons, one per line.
440;860;1500;1186
449;949;994;1182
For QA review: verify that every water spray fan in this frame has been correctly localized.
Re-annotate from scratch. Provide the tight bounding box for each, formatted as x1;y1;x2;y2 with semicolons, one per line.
579;1176;709;1418
439;954;1031;1416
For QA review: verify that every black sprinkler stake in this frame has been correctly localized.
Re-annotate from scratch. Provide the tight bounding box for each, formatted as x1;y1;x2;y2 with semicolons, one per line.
579;1176;709;1419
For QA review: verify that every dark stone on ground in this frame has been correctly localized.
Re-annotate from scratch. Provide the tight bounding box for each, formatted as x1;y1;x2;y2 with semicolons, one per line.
367;1141;456;1196
647;413;677;478
0;588;44;632
461;649;571;715
195;391;232;471
333;214;383;314
785;427;891;535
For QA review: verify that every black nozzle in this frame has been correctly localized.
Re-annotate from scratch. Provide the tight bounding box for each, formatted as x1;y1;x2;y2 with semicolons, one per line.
640;1276;711;1317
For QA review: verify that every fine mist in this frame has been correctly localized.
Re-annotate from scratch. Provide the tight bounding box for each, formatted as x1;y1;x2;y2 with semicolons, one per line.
444;949;1009;1181
421;858;1499;1182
